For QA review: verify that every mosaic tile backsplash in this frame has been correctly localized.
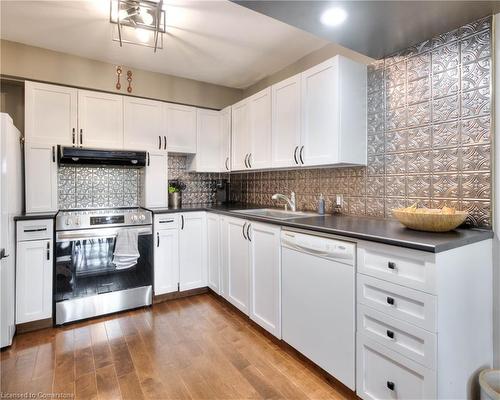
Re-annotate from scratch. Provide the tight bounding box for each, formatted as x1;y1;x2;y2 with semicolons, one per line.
230;16;493;228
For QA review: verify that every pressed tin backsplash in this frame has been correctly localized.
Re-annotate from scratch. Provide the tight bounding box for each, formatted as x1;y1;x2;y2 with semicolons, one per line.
58;155;223;209
230;16;492;228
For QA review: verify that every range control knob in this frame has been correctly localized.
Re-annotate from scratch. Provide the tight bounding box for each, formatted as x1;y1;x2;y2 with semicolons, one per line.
139;214;146;222
131;215;138;223
75;217;81;226
65;217;73;226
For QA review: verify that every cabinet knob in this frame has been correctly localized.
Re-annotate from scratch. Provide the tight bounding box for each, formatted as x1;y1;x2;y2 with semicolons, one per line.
386;330;394;339
388;261;396;270
386;296;395;305
387;381;395;391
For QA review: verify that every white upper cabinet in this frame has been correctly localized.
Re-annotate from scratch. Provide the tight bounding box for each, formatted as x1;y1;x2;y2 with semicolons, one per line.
301;56;366;166
220;106;231;172
123;97;166;151
190;109;221;172
248;87;272;169
25;81;77;146
271;74;301;168
231;99;250;171
77;90;124;149
144;151;168;208
25;142;58;213
165;103;197;153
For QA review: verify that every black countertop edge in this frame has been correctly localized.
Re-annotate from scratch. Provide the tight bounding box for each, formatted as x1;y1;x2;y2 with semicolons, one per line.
145;204;494;253
14;212;57;221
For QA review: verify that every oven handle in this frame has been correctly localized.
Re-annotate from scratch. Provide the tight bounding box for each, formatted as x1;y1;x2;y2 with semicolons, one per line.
56;226;152;241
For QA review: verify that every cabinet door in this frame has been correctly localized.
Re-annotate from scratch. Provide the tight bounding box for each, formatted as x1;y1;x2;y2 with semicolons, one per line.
25;81;77;146
301;57;339;166
144;152;168;208
225;217;250;314
194;109;221;172
249;222;281;337
220;107;231;172
77;90;124;149
179;212;207;291
207;213;220;294
154;228;179;295
16;239;52;323
165;104;197;153
248;88;272;169
231;100;250;171
124;97;165;151
25;142;58;213
272;75;301;168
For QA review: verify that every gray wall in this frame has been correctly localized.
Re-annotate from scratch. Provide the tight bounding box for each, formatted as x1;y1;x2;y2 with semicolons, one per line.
1;40;243;110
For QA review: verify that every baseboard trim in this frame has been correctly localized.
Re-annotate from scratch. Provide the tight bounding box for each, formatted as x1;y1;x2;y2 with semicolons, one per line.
16;318;53;334
154;286;209;304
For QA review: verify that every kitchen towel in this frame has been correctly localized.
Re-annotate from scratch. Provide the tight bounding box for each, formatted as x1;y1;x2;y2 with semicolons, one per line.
112;229;140;270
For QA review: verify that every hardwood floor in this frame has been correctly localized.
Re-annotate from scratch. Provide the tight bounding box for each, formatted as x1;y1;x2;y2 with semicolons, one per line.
1;293;355;400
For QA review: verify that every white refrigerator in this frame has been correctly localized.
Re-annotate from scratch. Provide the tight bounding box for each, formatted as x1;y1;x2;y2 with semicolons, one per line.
0;113;22;348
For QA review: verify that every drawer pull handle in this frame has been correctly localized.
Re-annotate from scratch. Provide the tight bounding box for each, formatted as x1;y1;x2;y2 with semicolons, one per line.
386;330;395;339
388;261;396;270
386;296;395;305
387;381;395;391
24;228;47;233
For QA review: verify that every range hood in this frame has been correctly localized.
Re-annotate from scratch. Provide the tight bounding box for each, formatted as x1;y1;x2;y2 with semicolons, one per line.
58;146;147;167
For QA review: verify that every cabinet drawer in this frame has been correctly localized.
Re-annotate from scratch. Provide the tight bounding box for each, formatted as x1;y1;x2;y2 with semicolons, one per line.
17;219;53;241
357;274;436;332
357;304;436;369
154;214;179;230
357;242;436;294
357;333;436;400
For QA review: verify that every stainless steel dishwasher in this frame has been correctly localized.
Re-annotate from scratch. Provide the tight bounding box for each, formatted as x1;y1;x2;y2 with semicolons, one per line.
281;229;356;390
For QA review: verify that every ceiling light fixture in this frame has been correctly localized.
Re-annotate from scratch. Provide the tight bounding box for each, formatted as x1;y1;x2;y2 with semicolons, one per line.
110;0;166;52
320;7;347;27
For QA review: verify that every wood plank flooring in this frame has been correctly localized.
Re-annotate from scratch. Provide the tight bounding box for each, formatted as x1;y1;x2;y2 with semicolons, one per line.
1;293;355;400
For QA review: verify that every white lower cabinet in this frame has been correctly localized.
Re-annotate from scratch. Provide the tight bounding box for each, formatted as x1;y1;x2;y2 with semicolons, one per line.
357;334;436;400
356;239;493;400
144;151;168;208
154;215;179;296
16;219;53;324
207;213;221;294
249;222;281;338
221;216;250;314
179;212;207;291
220;216;281;337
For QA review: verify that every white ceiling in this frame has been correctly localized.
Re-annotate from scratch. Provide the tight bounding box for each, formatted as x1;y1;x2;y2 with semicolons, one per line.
0;0;329;89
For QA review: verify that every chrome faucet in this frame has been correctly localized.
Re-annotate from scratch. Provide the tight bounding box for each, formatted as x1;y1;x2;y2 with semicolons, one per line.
272;191;296;212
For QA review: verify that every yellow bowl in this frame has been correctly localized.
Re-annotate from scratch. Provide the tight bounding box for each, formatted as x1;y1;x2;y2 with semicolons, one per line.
392;209;468;232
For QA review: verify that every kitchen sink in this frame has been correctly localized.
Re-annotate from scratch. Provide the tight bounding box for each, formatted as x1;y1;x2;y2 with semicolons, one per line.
232;208;318;220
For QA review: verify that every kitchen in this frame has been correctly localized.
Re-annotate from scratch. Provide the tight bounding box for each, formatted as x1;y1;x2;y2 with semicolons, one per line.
0;1;499;399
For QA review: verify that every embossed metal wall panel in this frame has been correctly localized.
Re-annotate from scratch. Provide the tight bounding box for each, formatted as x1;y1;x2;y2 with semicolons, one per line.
231;16;492;228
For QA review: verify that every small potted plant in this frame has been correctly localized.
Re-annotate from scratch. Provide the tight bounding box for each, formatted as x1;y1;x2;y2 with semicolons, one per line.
168;180;185;209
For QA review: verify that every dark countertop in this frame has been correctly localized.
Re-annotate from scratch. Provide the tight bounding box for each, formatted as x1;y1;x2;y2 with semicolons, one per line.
146;203;494;253
14;212;58;221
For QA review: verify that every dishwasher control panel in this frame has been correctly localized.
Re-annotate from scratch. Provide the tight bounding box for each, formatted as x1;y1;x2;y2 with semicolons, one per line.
281;230;356;265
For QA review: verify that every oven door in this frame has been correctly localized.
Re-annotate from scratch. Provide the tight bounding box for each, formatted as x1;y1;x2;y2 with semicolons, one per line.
55;226;153;303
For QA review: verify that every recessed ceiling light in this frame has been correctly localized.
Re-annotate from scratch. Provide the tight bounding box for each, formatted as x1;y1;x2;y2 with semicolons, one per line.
320;7;347;27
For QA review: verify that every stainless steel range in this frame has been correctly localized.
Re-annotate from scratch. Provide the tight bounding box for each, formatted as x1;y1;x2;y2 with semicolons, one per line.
55;208;153;324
